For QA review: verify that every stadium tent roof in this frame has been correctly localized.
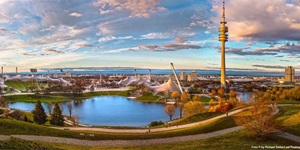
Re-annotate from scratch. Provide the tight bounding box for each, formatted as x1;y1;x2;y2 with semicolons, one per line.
151;78;180;94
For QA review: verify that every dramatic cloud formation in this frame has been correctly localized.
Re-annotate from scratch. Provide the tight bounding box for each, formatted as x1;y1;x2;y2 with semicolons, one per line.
224;42;300;57
212;0;300;41
0;0;298;71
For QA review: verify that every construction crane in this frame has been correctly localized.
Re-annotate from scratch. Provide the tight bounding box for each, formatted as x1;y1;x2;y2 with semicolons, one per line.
170;63;183;94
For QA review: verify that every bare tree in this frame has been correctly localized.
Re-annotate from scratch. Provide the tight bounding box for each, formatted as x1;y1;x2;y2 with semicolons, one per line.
67;102;73;117
72;114;79;126
234;92;277;139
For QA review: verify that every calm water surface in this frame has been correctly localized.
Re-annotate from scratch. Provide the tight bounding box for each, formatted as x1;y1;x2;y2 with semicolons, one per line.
9;96;180;127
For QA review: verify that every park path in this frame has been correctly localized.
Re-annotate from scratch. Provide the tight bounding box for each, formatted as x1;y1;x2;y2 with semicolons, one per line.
1;127;299;146
1;126;244;146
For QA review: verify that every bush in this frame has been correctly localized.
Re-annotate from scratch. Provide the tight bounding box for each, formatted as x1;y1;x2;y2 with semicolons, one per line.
149;121;164;127
8;110;24;120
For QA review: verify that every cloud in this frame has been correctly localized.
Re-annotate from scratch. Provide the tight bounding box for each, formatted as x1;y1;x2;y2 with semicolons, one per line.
98;35;133;43
141;32;171;39
21;53;36;57
252;65;285;69
139;43;201;52
42;49;63;54
40;26;56;32
280;60;290;62
69;12;83;17
76;43;93;47
101;47;139;54
93;0;166;18
212;0;300;41
222;42;300;56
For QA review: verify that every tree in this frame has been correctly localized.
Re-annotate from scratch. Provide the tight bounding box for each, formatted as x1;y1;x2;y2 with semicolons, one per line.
177;102;185;118
172;91;180;101
192;95;200;102
32;100;47;125
67;102;73;117
181;91;189;102
229;90;238;105
183;101;205;116
50;103;64;126
0;97;8;108
217;88;225;98
72;115;79;126
165;105;176;121
234;92;276;139
209;89;217;100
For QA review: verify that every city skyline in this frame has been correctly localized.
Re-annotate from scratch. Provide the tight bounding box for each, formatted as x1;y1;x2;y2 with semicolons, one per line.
1;0;300;72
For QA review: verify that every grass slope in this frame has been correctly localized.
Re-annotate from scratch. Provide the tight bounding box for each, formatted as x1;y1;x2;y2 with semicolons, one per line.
0;116;236;140
276;105;300;136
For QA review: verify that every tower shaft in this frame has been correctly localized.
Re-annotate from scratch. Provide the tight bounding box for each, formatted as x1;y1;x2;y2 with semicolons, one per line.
221;42;226;87
218;2;228;88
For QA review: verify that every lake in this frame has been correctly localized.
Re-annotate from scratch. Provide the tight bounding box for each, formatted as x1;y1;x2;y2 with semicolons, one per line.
9;96;180;127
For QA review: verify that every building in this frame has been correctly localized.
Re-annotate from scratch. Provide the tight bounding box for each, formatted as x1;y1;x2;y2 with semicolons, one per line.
285;66;295;83
219;2;228;88
187;71;197;82
179;72;187;81
65;71;72;77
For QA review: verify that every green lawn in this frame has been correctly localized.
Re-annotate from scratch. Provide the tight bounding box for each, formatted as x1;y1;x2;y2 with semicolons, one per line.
274;100;300;104
5;94;71;103
1;130;299;150
135;92;162;103
4;80;48;92
0;137;58;150
276;105;300;136
168;112;223;126
200;96;210;102
0;116;237;140
4;91;129;103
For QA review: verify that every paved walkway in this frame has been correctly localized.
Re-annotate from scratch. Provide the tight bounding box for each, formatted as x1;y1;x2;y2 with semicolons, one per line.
1;127;299;146
1;126;244;146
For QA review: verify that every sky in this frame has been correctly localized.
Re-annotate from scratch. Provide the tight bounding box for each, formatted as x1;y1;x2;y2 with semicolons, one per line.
0;0;300;72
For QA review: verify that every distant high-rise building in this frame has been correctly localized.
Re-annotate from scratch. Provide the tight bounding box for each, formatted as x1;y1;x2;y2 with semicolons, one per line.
180;72;187;81
188;71;198;82
285;66;295;83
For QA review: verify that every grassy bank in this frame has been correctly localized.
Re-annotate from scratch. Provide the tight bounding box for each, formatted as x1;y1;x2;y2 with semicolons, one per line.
1;130;299;150
135;92;163;103
276;105;300;136
0;116;236;140
166;112;223;126
5;91;129;103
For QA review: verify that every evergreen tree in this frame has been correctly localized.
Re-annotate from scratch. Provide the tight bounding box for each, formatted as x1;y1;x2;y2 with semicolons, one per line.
31;100;47;124
50;103;64;126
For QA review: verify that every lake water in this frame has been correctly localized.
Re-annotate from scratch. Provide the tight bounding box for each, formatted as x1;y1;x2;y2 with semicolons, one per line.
9;96;180;127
